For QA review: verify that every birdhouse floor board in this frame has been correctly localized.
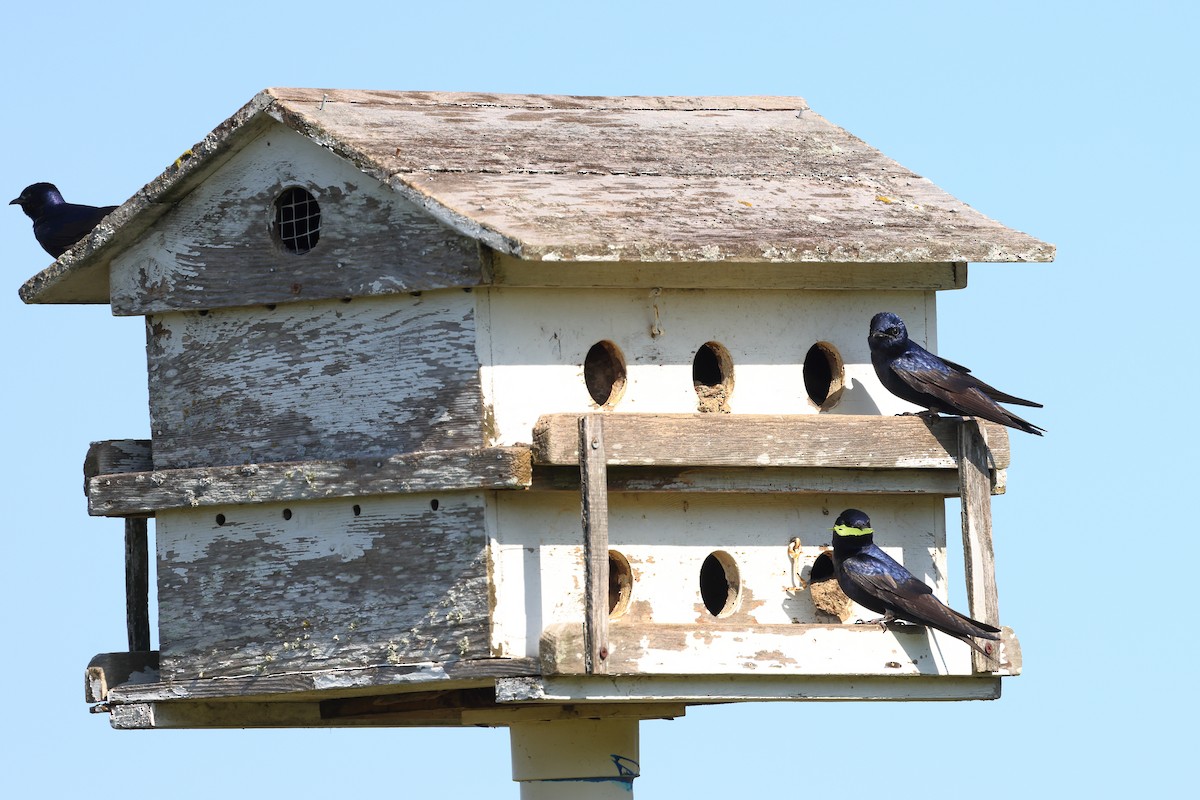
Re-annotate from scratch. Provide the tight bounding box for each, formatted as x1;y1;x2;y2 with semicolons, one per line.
496;675;1002;704
533;413;1010;470
86;445;532;516
539;622;1018;678
101;657;539;704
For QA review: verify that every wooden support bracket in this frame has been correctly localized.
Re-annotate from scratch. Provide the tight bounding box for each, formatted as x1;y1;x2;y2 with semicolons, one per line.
957;418;1003;674
124;519;151;652
579;415;610;675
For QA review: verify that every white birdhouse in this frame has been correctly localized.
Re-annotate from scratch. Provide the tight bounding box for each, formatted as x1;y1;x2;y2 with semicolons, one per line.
22;89;1052;739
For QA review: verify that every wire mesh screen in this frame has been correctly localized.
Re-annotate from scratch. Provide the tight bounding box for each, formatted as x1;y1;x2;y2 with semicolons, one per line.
274;187;321;254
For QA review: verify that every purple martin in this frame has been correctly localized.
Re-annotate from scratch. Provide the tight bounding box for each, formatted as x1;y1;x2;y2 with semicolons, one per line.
831;508;1000;658
868;311;1044;435
10;182;118;258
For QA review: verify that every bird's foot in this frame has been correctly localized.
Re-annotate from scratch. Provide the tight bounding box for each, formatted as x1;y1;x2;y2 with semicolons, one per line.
894;410;942;420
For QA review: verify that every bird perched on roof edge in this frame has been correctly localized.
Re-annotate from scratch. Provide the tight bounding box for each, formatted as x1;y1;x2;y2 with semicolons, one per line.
868;311;1044;435
830;508;1000;658
10;182;118;258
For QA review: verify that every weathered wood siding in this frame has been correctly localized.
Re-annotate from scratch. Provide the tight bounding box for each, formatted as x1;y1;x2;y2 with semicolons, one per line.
488;491;960;670
146;292;482;469
108;124;481;316
478;286;936;445
156;494;490;680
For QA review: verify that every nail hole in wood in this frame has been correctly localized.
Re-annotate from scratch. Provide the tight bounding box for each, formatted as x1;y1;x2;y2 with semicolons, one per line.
215;513;226;526
430;499;440;511
282;508;293;521
352;504;361;517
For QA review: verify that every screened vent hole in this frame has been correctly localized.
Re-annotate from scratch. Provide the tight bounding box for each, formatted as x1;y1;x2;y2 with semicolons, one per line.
273;187;321;254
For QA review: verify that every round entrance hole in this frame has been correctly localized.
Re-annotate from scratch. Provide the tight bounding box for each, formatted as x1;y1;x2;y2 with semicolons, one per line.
693;341;734;413
699;550;741;617
803;341;845;409
273;187;321;254
584;340;628;407
608;550;633;618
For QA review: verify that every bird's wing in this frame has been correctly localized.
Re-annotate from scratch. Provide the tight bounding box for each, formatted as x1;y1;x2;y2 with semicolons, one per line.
841;550;999;641
890;350;1044;433
36;206;117;258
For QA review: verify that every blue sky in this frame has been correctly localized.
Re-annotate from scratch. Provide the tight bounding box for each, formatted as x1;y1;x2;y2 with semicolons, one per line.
2;2;1193;796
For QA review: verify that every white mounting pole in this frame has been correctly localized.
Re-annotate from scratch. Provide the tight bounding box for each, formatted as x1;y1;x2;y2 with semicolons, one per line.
509;717;640;798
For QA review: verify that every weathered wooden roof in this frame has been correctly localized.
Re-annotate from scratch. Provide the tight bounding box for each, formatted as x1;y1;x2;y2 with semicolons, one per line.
20;87;1053;305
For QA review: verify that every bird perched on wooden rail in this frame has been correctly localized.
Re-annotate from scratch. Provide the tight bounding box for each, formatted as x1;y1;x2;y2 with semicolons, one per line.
10;182;118;258
830;508;1000;658
868;311;1044;435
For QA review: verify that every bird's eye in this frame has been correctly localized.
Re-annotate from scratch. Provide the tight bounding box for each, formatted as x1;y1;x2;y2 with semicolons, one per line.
887;326;900;336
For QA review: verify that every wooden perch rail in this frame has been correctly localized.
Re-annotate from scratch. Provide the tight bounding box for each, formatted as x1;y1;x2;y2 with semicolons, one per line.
533;413;1010;470
84;444;532;516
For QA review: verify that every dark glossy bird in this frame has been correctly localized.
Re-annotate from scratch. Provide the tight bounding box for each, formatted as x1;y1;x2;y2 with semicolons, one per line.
868;311;1044;435
830;508;1000;658
10;182;118;258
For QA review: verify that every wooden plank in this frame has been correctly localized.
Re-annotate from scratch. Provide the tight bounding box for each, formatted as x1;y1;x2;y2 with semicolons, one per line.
85;651;160;703
497;674;1002;704
490;253;966;290
104;697;684;730
534;413;1010;470
531;464;1005;496
108;126;483;316
87;446;532;516
579;416;610;675
83;439;152;488
155;494;492;681
540;621;1019;678
957;418;1003;673
124;519;151;651
144;292;482;470
110;658;538;703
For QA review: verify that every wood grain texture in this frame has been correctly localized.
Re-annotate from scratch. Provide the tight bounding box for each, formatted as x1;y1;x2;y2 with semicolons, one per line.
83;439;152;492
145;292;482;470
88;446;531;516
957;418;1002;673
156;494;491;680
108;127;483;315
533;413;1010;470
578;416;610;674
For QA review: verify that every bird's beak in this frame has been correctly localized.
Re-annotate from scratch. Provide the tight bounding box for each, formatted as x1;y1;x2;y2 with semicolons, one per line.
8;198;20;205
